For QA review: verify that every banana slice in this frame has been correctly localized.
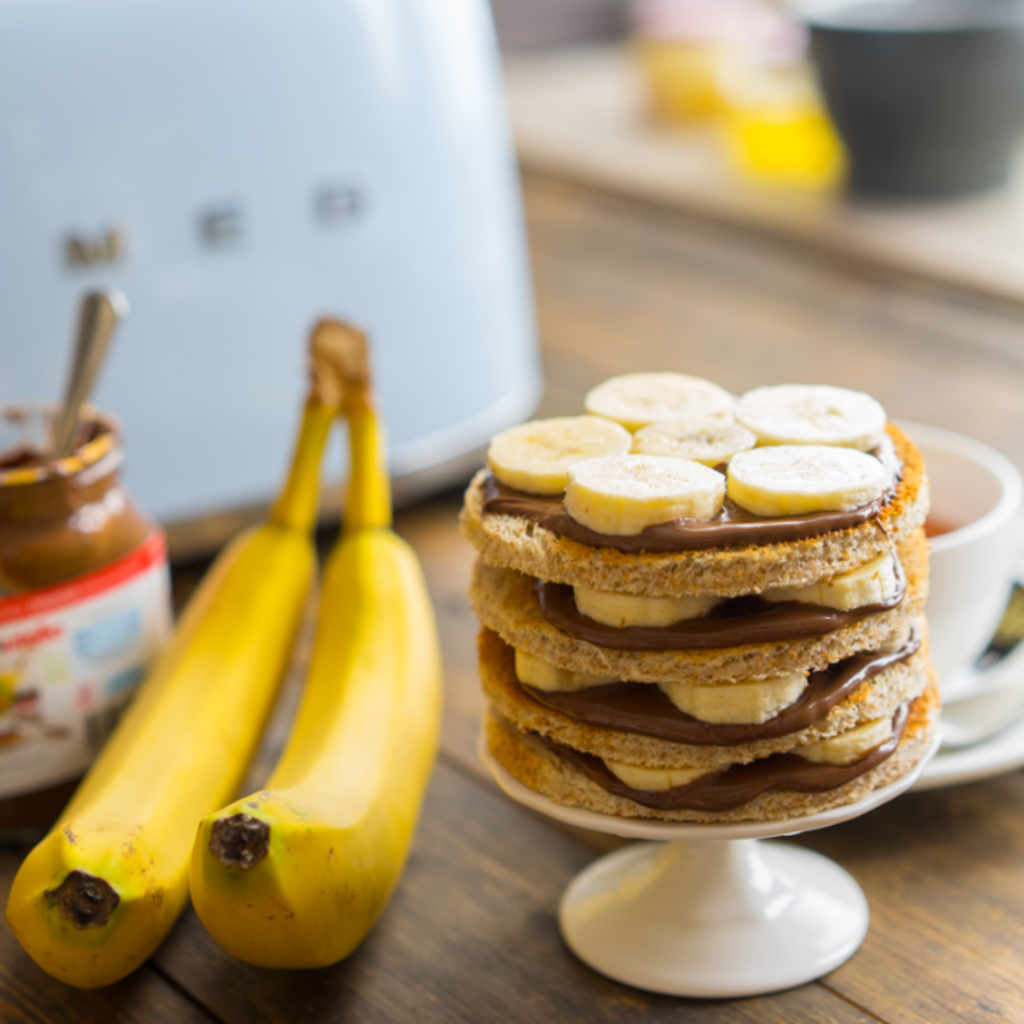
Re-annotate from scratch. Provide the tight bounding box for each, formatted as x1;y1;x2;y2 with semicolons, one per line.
604;759;714;791
631;418;757;466
487;415;632;495
565;454;726;535
762;551;898;611
878;620;913;654
584;372;735;431
793;716;892;766
574;585;722;628
735;384;887;451
726;445;887;517
659;672;809;725
515;648;617;692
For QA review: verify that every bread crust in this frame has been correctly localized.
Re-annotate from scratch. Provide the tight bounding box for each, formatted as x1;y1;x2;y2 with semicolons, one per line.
461;423;929;598
485;684;939;824
479;627;930;770
470;529;928;685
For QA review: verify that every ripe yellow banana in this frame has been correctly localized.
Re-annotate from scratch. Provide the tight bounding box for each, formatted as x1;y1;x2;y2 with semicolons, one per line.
726;444;887;517
515;648;616;692
794;716;892;766
631;417;756;466
4;349;337;989
487;415;631;494
190;320;443;969
762;551;898;611
659;671;809;725
565;454;726;534
573;584;722;628
584;372;735;431
604;760;712;791
735;383;886;450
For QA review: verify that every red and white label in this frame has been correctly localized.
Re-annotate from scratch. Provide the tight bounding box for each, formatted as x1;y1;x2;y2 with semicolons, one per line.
0;533;171;801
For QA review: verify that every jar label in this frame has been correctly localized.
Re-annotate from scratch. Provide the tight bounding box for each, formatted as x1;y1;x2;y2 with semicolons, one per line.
0;532;171;801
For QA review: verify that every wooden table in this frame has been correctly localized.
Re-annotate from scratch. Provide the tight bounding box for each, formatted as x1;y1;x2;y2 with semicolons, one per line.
4;175;1024;1023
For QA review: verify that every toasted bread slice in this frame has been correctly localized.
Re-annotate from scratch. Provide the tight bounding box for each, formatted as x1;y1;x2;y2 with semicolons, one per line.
470;528;927;686
479;627;930;770
461;423;928;599
484;683;938;824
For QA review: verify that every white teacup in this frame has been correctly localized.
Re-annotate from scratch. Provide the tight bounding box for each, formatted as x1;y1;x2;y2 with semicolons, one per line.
901;422;1023;693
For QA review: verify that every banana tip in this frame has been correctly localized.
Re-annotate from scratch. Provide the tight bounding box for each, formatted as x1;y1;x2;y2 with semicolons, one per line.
45;870;120;929
209;813;271;870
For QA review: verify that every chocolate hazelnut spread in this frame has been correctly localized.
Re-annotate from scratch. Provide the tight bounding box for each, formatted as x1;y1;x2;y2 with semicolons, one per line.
523;627;920;745
0;415;150;593
482;473;895;553
0;406;169;840
536;558;906;651
537;704;909;812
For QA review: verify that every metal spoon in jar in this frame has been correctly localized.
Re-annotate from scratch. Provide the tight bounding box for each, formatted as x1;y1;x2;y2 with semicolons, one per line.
51;290;129;458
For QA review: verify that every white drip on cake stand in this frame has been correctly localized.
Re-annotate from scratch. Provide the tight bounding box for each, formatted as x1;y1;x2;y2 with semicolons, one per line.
478;729;940;998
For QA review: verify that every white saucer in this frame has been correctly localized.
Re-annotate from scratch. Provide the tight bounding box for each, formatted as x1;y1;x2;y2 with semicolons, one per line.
916;708;1024;791
479;730;938;997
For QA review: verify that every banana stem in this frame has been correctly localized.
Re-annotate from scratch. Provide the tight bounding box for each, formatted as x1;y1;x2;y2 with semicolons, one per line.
307;317;393;534
268;395;336;534
343;390;392;534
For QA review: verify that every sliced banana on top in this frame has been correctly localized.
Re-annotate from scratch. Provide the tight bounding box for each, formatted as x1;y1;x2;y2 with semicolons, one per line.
762;551;898;611
565;454;726;535
515;648;617;692
631;418;757;466
660;672;809;725
574;585;722;628
604;759;714;791
793;716;892;766
487;415;632;495
735;384;887;451
726;445;887;517
584;372;735;432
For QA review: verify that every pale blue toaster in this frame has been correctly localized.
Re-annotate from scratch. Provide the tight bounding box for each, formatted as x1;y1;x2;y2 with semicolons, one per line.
0;0;538;525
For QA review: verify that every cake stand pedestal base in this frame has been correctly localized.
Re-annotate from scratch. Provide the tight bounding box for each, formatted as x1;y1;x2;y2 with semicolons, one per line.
479;727;940;999
559;837;867;998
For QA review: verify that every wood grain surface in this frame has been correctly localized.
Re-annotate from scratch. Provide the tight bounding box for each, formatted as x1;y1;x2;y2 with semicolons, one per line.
153;764;881;1024
0;855;215;1024
4;175;1024;1023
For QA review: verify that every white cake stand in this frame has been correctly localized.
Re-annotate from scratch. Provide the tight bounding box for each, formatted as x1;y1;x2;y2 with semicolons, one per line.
478;730;940;998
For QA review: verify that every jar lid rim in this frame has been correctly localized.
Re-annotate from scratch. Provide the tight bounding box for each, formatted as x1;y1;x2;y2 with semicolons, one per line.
0;403;123;488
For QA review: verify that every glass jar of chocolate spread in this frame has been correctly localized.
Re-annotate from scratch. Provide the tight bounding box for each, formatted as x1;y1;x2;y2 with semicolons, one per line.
0;405;171;842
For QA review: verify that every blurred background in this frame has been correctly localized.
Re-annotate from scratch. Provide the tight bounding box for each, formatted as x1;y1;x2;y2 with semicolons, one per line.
2;0;1024;558
3;6;1024;1012
497;0;1024;195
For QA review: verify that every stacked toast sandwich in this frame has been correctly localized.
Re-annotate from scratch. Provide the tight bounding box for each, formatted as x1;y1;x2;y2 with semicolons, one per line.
461;374;937;823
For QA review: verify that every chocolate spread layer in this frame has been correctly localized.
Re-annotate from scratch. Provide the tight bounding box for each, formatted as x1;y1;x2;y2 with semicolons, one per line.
536;558;906;651
523;627;920;745
537;704;909;812
482;474;895;553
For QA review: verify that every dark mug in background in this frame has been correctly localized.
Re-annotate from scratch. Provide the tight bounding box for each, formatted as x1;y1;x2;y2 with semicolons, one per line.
800;0;1024;198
